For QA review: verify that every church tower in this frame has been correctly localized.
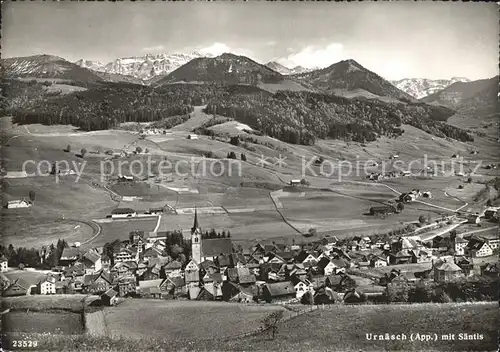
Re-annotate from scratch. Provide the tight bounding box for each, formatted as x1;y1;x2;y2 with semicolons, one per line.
191;208;202;264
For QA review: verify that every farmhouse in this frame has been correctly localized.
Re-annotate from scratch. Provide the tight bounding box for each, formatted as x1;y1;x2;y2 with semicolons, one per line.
101;288;118;306
484;207;500;219
0;256;8;272
262;281;295;302
111;208;137;219
37;277;56;295
289;179;301;186
467;214;481;224
6;199;32;209
59;247;82;267
454;236;469;255
432;259;463;282
464;239;493;258
187;134;198;140
82;250;102;273
2;278;35;297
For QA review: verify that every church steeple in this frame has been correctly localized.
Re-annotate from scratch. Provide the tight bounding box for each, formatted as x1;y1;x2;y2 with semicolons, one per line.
191;207;202;264
191;207;200;234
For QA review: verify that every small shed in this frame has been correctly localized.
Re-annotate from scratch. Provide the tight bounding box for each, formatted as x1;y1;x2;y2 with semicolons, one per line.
101;288;118;306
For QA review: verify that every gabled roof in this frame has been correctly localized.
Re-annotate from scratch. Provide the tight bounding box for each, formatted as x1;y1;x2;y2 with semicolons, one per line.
60;247;81;260
466;239;487;250
239;274;256;284
138;279;164;289
167;276;185;287
434;260;462;272
202;238;233;257
204;273;223;283
264;281;295;297
111;208;136;214
101;288;118;299
200;260;217;270
164;261;182;270
83;250;101;264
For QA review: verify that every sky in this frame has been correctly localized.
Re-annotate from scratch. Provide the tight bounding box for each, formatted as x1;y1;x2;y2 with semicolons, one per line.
2;2;498;80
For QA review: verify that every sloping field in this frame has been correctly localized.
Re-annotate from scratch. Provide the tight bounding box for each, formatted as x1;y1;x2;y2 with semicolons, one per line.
103;300;289;340
90;218;157;247
212;302;498;352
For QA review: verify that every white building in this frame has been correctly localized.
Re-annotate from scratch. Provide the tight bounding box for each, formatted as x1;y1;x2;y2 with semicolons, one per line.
0;257;8;272
6;199;32;209
187;134;198;140
38;277;56;295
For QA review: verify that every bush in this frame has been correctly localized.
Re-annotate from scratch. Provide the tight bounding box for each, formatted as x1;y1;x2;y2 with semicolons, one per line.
227;152;237;159
230;136;240;146
240;153;247;161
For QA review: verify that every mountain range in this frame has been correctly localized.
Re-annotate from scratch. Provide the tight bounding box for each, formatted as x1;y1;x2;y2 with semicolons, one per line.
391;77;471;99
265;61;314;75
75;52;213;80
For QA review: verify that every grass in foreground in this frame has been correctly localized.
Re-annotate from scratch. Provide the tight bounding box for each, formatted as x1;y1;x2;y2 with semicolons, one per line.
4;302;497;352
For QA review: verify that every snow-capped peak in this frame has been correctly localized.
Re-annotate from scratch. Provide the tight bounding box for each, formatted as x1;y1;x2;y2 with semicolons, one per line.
391;77;471;99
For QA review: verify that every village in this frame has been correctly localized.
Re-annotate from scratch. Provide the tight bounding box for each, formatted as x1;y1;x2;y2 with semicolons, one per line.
1;202;498;306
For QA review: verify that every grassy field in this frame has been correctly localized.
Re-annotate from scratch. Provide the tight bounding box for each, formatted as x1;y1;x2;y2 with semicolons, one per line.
103;299;289;340
2;311;84;335
19;302;498;352
89;218;158;247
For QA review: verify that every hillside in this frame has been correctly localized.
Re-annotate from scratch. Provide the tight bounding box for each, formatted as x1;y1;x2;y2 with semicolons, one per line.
205;89;471;145
421;76;498;109
292;59;416;102
391;77;470;99
155;53;310;92
1;55;103;85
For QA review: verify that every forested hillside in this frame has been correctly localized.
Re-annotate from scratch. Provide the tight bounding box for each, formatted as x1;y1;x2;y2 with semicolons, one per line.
4;81;225;131
205;90;472;144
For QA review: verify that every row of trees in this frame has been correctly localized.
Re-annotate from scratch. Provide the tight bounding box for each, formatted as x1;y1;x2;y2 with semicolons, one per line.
0;239;68;269
385;278;498;303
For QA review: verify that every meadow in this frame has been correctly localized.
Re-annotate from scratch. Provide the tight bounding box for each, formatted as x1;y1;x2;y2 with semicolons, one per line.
102;299;290;340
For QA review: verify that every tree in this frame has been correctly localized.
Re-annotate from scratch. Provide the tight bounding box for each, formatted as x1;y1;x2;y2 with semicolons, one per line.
145;148;150;154
136;146;143;154
261;311;284;340
240;153;247;161
80;148;87;158
418;215;426;225
227;152;237;159
397;202;405;212
230;136;240;146
300;178;310;186
308;228;317;237
29;190;36;204
64;144;71;152
467;177;473;184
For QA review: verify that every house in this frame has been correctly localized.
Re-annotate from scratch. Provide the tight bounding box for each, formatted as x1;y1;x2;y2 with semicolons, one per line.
0;272;11;291
163;260;182;276
101;288;118;306
199;238;233;262
138;279;165;298
369;256;387;268
389;250;413;265
117;276;137;297
343;288;366;303
101;255;111;269
147;231;169;243
82;250;102;273
477;233;500;250
262;281;295;302
37;277;56;295
184;260;200;283
454;236;469;256
294;279;314;300
289;179;301;186
113;248;139;263
484;207;500;219
464;239;493;258
226;284;254;303
467;214;481;224
433;259;463;282
480;263;499;278
187;134;198;140
59;247;81;267
317;257;338;276
0;256;8;272
455;257;474;277
6;199;32;209
197;282;223;301
111;208;137;219
82;270;113;294
148;207;164;215
2;278;35;297
163;276;186;297
325;273;356;292
422;191;432;199
313;287;340;305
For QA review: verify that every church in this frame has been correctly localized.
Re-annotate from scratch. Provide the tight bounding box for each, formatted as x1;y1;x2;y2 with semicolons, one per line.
191;208;234;264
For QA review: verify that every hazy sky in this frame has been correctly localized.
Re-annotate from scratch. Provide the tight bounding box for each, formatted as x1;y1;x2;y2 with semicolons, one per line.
2;2;498;80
